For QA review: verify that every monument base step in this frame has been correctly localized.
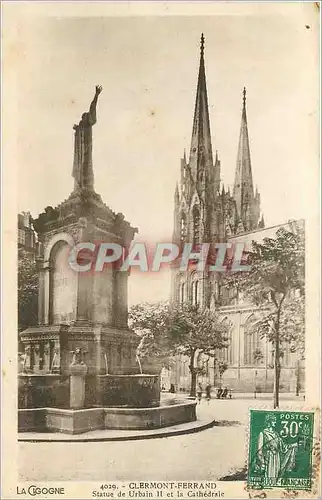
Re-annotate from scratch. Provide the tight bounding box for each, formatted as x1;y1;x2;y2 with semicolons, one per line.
18;401;197;435
18;415;215;442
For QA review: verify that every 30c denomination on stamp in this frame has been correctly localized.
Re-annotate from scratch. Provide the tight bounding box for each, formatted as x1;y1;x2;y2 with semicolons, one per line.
247;409;314;490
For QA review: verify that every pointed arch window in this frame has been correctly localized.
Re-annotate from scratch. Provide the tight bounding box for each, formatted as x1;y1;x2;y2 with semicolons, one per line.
282;341;291;367
191;280;199;306
180;282;186;304
221;317;233;364
192;205;200;245
180;213;187;242
244;315;260;365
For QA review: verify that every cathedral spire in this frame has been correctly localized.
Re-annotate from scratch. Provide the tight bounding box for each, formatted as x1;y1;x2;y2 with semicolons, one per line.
188;34;214;183
233;87;255;229
174;182;179;200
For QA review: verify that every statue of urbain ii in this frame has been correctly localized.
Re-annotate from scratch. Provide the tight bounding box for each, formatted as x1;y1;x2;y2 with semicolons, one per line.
72;85;103;191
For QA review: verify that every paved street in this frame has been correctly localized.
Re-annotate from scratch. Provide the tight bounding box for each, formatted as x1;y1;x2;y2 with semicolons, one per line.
19;395;305;482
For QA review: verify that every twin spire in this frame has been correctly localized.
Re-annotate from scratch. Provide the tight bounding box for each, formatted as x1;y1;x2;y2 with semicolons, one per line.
185;34;262;233
200;32;205;57
189;34;253;194
188;33;214;181
233;85;255;222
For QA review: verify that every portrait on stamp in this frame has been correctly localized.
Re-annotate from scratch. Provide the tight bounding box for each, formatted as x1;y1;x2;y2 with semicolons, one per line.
248;410;314;490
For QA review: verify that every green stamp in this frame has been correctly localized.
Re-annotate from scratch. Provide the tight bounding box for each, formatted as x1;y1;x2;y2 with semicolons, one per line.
247;409;314;490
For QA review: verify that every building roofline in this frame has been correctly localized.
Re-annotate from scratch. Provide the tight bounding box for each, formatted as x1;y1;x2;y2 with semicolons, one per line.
227;218;305;240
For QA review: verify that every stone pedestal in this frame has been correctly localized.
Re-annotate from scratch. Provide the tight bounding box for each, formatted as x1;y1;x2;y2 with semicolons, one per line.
19;187;141;410
69;363;88;409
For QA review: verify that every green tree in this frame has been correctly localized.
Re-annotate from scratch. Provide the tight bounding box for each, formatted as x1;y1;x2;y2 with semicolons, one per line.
223;226;305;408
129;301;231;397
18;249;38;333
213;359;228;389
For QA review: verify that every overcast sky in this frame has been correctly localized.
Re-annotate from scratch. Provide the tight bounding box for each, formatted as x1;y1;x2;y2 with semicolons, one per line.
13;3;319;304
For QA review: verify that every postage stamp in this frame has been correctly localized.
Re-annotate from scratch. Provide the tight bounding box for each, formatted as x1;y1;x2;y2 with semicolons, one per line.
247;410;315;491
1;1;321;500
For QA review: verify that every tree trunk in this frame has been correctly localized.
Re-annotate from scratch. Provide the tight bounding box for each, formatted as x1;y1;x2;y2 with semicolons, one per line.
273;301;284;409
273;293;287;409
295;359;300;396
273;330;280;409
190;369;197;397
213;358;217;387
189;350;197;397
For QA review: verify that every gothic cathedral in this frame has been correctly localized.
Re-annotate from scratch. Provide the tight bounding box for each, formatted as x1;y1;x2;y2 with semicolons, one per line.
172;34;263;309
169;35;303;393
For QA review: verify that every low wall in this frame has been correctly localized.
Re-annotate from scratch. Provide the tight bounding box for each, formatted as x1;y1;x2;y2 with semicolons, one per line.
18;408;46;432
18;373;161;410
220;367;305;393
45;408;105;434
98;374;160;408
18;401;197;434
18;375;69;409
172;366;305;394
104;402;196;430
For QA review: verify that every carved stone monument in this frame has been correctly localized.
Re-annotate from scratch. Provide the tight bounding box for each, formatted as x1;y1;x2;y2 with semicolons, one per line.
20;86;141;406
18;87;196;434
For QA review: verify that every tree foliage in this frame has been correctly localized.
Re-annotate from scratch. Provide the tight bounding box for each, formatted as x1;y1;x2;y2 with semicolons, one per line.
129;301;231;396
18;249;38;332
222;225;305;407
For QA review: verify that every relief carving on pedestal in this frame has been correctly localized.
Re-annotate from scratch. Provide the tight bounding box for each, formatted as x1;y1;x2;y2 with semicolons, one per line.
70;347;87;366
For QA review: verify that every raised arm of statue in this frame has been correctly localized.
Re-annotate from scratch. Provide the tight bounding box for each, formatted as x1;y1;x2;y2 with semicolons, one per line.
88;85;103;126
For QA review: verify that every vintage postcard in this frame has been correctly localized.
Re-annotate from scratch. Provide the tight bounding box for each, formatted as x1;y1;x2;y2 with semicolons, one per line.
1;2;320;499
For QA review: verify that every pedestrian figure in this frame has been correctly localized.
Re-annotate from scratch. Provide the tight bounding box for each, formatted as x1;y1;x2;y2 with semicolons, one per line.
222;386;228;398
205;383;211;403
197;383;203;404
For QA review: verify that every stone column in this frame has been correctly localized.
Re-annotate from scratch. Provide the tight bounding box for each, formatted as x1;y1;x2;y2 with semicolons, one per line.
95;342;105;376
37;259;45;324
104;344;112;375
30;345;35;372
114;270;128;327
199;275;208;309
69;350;88;409
24;344;31;372
43;341;51;373
76;272;93;322
34;343;40;373
110;344;117;374
117;344;124;373
239;313;244;373
43;261;51;324
39;342;45;371
127;345;133;373
52;340;60;373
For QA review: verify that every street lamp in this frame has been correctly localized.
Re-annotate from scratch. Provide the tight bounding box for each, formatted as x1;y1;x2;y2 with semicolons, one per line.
254;370;258;399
